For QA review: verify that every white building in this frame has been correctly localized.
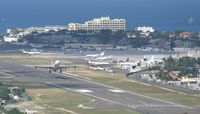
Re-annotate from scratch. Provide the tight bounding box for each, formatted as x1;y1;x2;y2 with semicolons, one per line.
68;17;126;31
135;26;155;33
4;36;19;42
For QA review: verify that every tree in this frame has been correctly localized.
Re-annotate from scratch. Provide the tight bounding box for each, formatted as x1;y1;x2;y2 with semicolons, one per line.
12;88;25;97
7;108;26;114
0;87;11;100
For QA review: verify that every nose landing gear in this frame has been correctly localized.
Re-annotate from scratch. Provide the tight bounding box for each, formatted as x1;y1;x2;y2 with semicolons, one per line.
59;69;62;73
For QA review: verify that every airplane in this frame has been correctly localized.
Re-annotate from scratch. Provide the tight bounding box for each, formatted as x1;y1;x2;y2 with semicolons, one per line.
118;61;138;70
96;55;113;60
140;56;164;66
118;58;139;70
125;65;142;76
87;59;109;66
129;65;142;73
21;49;41;55
85;52;105;58
29;43;45;48
34;60;76;73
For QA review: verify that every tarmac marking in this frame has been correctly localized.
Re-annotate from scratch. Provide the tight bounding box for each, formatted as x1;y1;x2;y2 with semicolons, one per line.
78;104;94;109
64;72;91;80
0;69;24;77
45;82;137;109
108;89;125;93
63;73;192;109
77;89;93;93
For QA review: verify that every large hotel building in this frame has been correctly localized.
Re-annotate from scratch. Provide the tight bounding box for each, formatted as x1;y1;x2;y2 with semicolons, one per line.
68;17;126;31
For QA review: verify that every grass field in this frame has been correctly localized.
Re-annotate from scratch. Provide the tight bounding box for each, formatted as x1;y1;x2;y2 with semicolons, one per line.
0;54;71;65
26;88;140;114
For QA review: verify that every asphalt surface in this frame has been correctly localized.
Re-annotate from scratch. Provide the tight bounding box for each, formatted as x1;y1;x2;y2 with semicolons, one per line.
0;60;199;114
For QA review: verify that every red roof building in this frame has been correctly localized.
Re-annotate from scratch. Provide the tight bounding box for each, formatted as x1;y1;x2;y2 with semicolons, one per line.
180;32;192;38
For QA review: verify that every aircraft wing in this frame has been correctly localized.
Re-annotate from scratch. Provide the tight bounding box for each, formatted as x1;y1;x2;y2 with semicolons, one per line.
58;65;77;69
34;65;53;69
34;65;77;69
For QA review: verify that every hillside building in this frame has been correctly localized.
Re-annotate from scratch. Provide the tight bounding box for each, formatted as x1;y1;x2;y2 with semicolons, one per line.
135;26;155;33
68;17;126;31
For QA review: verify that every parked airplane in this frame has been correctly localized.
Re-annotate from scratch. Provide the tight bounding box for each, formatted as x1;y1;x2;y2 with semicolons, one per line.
34;60;76;73
29;43;46;48
87;59;109;66
118;58;139;70
129;65;142;73
85;52;105;58
140;56;164;67
96;55;113;60
118;61;138;70
21;49;41;55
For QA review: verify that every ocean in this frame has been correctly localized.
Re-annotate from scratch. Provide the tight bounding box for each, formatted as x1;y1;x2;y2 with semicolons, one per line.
0;0;200;33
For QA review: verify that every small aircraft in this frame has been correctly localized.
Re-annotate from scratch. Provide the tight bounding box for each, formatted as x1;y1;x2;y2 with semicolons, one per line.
125;65;142;76
34;60;76;73
141;56;164;66
96;55;113;60
129;65;142;73
85;52;105;58
21;49;41;55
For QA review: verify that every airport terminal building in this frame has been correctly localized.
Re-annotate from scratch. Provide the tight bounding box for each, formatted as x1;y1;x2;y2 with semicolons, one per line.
68;17;126;31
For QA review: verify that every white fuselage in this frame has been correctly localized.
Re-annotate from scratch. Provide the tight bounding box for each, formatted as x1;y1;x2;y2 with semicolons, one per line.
22;50;41;55
52;60;61;71
88;60;109;66
118;61;138;70
96;55;112;60
86;52;104;58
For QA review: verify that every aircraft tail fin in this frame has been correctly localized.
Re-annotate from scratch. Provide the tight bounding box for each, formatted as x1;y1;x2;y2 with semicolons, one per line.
87;59;91;64
100;52;105;56
150;56;155;62
51;59;54;65
21;49;26;53
126;58;129;62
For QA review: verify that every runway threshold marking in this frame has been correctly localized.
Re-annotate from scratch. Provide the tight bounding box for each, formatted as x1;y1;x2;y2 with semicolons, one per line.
77;89;93;93
45;82;136;109
108;89;125;93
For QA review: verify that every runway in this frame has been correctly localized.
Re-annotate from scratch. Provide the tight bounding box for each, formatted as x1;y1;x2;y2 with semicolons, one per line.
0;60;199;114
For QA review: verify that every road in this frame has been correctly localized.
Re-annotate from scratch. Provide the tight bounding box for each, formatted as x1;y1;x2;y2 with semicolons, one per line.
0;60;199;114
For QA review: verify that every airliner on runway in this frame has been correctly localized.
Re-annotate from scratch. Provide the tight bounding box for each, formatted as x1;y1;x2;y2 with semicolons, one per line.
34;60;76;73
